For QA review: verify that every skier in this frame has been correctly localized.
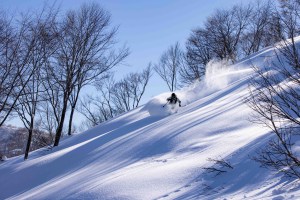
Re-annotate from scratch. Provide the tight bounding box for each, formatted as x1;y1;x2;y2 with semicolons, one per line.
163;93;181;108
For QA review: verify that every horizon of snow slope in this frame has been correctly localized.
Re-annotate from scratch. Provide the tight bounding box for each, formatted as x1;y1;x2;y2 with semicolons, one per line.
1;42;300;199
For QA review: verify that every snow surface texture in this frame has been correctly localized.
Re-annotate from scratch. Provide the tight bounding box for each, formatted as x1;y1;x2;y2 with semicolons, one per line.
1;39;300;199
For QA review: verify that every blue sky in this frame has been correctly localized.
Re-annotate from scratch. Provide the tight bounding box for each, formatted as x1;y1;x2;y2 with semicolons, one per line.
1;0;254;100
1;0;253;126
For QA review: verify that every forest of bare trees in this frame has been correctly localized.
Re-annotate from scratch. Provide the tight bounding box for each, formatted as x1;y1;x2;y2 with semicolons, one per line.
0;3;132;159
78;65;151;129
155;0;285;88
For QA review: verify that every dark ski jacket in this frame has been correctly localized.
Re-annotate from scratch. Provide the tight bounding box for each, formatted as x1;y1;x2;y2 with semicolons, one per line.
167;93;181;106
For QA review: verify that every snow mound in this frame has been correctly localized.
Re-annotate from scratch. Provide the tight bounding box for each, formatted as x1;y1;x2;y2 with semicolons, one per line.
1;155;7;161
142;94;179;116
144;59;252;116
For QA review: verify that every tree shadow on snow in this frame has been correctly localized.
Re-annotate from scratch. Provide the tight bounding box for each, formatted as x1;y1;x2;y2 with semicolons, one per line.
157;132;291;200
0;114;164;199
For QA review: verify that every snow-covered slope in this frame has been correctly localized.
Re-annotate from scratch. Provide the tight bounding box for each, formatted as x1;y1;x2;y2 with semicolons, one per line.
1;44;300;200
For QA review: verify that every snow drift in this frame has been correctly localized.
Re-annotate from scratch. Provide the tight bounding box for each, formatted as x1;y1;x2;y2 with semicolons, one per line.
1;44;300;199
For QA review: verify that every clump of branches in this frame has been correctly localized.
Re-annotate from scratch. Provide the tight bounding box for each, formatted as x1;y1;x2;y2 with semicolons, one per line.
202;157;233;177
154;42;184;91
248;63;300;179
155;0;284;89
247;0;300;179
78;65;151;130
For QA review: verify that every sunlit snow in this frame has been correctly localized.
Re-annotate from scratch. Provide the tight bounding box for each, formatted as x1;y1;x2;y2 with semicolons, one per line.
1;41;300;199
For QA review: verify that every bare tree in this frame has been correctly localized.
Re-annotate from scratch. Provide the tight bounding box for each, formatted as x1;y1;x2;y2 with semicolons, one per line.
279;0;300;37
154;42;183;91
240;1;274;56
39;96;62;139
77;74;118;130
14;8;58;159
204;5;252;62
78;65;151;130
15;66;42;160
276;0;300;69
78;96;106;128
112;65;151;112
248;64;300;178
182;3;254;85
184;28;213;84
41;70;62;136
44;3;128;146
0;12;37;126
65;4;129;136
247;0;300;178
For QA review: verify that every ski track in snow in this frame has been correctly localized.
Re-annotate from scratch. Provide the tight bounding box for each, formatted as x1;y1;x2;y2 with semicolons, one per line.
1;38;300;199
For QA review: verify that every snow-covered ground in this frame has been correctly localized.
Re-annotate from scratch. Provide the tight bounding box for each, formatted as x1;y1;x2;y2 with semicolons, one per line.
1;43;300;200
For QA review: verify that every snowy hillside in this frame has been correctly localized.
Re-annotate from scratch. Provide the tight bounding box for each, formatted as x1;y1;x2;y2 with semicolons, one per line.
1;44;300;200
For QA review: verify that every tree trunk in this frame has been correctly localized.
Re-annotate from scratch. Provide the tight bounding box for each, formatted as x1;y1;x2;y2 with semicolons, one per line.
67;106;75;136
68;87;81;136
53;96;68;147
24;118;34;160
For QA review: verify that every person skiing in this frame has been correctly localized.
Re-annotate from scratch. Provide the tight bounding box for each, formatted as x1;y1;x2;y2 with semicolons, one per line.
163;93;181;108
